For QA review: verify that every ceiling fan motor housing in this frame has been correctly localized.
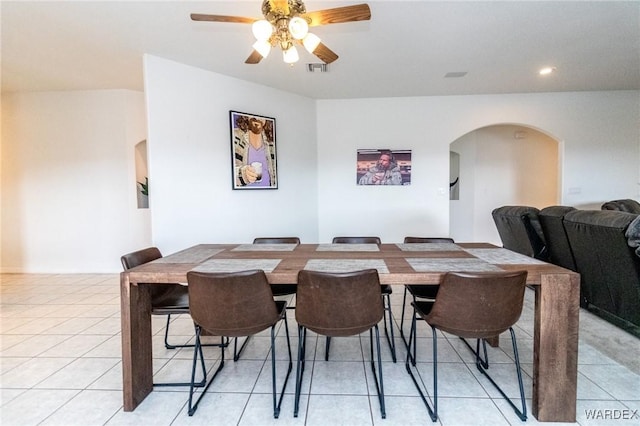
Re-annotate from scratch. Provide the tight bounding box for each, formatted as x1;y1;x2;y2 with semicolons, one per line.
191;1;370;65
262;0;307;23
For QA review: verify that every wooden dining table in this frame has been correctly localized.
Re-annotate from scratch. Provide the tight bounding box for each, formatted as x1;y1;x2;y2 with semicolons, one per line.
120;242;580;422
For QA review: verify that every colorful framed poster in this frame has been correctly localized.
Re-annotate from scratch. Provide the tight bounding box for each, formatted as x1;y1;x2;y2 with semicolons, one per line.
230;111;278;189
357;149;411;185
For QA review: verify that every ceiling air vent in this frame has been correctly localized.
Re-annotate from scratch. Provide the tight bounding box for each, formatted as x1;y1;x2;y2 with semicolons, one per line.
444;71;468;78
307;63;328;73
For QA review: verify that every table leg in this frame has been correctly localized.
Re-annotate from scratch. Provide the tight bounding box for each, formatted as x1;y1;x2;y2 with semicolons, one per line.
485;336;499;347
532;273;579;422
120;273;153;411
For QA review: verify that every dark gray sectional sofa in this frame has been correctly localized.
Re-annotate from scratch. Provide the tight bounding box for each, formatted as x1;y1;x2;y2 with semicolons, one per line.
492;203;640;337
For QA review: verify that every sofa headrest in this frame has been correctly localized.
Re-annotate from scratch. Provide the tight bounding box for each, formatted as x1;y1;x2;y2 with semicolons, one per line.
601;199;640;214
539;205;576;218
564;209;637;230
492;206;540;218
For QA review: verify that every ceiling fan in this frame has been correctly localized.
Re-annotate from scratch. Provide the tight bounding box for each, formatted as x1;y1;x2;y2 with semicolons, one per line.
191;0;371;65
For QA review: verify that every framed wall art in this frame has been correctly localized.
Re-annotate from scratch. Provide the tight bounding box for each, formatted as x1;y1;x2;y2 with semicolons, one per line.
356;149;411;185
229;110;278;190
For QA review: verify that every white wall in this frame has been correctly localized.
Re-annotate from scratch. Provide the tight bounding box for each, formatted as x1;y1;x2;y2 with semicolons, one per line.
450;125;558;244
316;91;639;243
316;98;451;242
1;90;149;272
2;71;637;272
144;56;319;253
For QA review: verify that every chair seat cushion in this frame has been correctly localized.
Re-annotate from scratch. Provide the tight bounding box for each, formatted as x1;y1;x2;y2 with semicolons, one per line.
413;300;435;319
406;284;438;299
150;283;189;313
271;284;297;297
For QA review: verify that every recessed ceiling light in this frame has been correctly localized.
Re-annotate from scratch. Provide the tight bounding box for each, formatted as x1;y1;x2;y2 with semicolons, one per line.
539;66;557;76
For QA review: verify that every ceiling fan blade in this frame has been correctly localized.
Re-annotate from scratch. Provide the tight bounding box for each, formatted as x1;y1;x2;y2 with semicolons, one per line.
190;13;255;24
304;4;371;26
313;42;339;64
245;50;263;64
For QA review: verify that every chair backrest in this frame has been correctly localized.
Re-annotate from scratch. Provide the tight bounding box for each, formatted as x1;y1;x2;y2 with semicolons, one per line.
186;269;280;337
538;206;577;271
426;270;527;339
121;247;162;270
491;206;547;260
601;199;640;214
121;247;178;303
563;209;640;328
296;269;384;337
404;237;454;243
253;237;300;244
332;236;381;244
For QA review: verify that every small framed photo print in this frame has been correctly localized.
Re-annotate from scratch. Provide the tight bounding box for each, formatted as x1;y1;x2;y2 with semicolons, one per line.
357;149;411;185
229;111;278;190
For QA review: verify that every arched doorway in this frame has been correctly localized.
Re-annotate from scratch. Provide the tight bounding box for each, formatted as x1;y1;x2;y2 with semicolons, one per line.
135;139;149;209
449;124;560;244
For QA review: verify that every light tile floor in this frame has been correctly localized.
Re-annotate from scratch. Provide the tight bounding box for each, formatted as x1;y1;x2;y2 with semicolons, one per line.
1;274;639;426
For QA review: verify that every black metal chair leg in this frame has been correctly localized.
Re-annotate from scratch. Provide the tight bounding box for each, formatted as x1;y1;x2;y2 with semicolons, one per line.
294;326;307;417
474;328;527;421
459;336;489;369
233;335;251;361
431;326;438;420
404;310;438;422
164;314;230;350
399;286;410;348
154;324;208;388
324;336;331;361
401;291;426;355
188;331;226;416
510;328;528;421
163;314;173;348
369;325;386;418
272;313;293;418
382;293;397;362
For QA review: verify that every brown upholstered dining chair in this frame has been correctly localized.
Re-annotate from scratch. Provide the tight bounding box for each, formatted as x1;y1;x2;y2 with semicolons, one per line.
121;247;227;387
121;247;190;350
399;237;455;351
221;237;301;362
253;237;300;301
186;270;292;418
294;269;386;419
405;270;528;422
330;236;396;362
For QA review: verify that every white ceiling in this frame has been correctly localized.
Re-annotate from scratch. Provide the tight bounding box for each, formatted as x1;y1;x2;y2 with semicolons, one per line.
2;1;639;99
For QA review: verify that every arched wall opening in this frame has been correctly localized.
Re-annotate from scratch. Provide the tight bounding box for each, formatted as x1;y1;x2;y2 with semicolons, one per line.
135;139;149;209
449;124;560;245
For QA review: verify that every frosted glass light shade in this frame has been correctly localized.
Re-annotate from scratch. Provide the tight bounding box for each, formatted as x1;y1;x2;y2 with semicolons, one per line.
282;46;299;63
302;33;321;53
252;20;273;41
252;40;272;58
288;17;308;40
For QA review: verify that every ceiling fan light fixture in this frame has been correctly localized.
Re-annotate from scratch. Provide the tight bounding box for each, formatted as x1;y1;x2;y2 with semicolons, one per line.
252;40;272;58
252;19;273;40
283;45;299;64
288;16;309;39
302;33;321;53
191;1;371;66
